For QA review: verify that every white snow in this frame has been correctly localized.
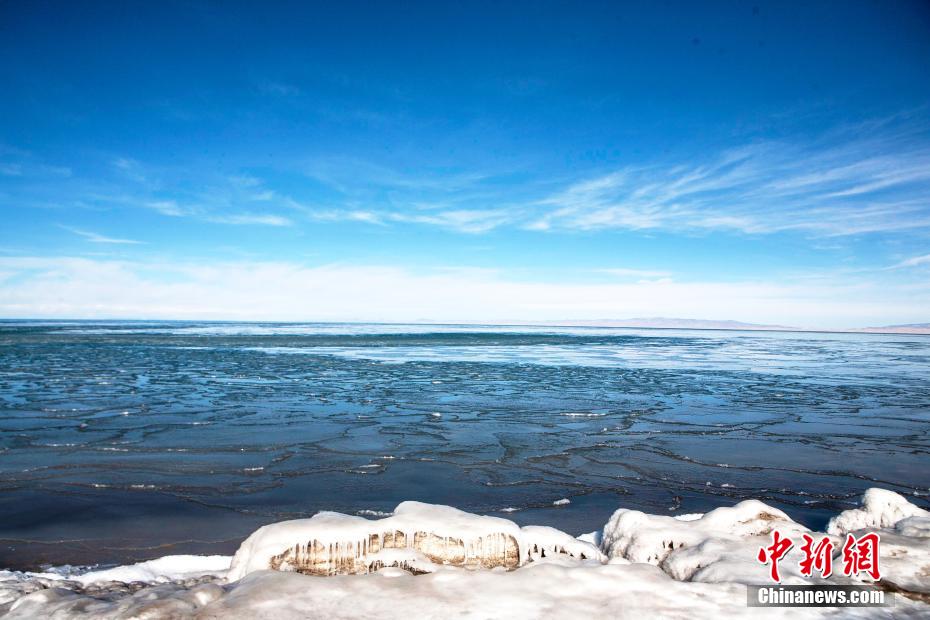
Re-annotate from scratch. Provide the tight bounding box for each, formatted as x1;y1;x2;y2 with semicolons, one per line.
4;561;925;619
1;489;928;619
38;555;232;586
601;500;806;568
610;501;822;586
823;490;930;596
599;490;930;597
827;488;930;536
521;525;605;564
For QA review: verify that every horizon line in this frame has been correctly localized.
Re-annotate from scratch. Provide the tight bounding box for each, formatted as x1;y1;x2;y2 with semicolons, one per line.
1;317;928;337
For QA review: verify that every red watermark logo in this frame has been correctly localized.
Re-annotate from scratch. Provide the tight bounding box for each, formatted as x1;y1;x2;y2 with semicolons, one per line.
757;531;881;583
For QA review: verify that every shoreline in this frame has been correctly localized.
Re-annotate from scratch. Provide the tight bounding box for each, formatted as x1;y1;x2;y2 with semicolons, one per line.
1;480;893;573
2;487;929;618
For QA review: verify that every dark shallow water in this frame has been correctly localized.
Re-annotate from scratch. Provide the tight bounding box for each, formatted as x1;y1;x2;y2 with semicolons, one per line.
1;321;929;570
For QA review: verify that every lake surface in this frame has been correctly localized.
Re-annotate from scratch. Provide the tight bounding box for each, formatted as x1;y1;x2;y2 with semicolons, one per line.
1;321;928;570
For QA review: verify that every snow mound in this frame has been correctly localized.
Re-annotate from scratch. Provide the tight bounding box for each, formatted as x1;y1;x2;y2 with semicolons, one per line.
827;488;930;536
5;562;929;619
869;523;930;596
177;563;882;620
521;525;605;564
67;555;230;585
3;579;226;619
601;490;930;593
895;516;930;539
602;500;805;565
825;491;930;597
228;501;601;580
601;499;818;584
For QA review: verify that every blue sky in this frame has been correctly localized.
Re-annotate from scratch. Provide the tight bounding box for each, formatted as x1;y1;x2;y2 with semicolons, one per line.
1;0;930;326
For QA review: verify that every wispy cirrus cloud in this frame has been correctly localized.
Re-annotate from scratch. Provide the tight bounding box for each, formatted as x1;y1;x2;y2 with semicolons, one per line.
298;157;521;232
146;200;190;217
890;254;930;269
104;164;295;226
528;124;930;236
207;213;292;226
303;209;386;225
61;226;144;245
305;157;490;195
8;117;930;240
599;267;673;279
299;206;519;234
0;145;72;180
385;209;517;234
271;117;930;237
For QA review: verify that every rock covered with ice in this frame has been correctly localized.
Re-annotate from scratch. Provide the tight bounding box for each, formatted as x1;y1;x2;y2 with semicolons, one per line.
821;489;930;598
601;489;930;597
519;526;604;564
228;500;603;580
827;488;930;536
601;499;810;583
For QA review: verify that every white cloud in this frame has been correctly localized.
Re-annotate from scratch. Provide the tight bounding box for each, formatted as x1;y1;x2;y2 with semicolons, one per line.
283;122;930;237
146;200;189;217
13;118;930;242
142;200;292;227
207;214;292;226
0;257;926;328
599;268;673;278
302;207;515;233
306;209;386;225
62;227;144;245
0;154;71;179
112;157;148;183
387;209;516;234
891;254;930;269
528;129;930;236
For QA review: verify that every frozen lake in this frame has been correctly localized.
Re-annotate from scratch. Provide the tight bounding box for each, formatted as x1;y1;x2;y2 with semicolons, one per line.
1;321;928;570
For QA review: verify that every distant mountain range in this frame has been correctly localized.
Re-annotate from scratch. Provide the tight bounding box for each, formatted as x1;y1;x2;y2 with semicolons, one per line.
484;318;930;335
853;323;930;335
525;317;793;331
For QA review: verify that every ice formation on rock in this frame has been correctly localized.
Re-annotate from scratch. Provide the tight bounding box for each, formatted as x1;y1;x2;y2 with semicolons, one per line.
819;489;930;599
827;488;930;536
607;500;833;586
601;500;807;567
228;500;603;580
600;489;930;601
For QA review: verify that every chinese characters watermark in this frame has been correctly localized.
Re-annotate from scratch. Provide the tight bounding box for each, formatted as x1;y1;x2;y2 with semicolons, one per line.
756;531;881;583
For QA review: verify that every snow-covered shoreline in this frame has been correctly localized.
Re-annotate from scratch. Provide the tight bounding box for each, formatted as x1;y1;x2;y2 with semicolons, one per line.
1;488;928;619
